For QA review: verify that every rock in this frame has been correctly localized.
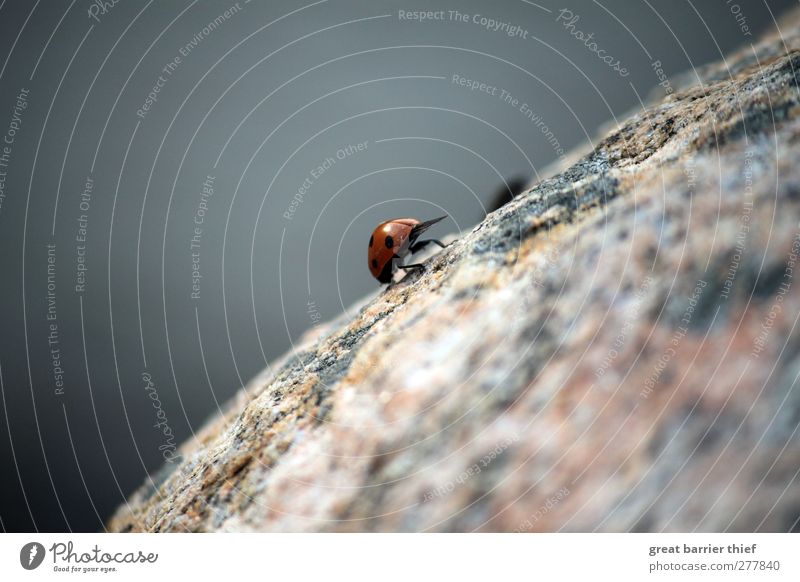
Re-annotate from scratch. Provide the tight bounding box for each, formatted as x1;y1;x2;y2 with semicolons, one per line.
110;13;800;532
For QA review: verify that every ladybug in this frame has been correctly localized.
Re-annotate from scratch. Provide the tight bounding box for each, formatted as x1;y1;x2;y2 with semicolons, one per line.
368;216;447;283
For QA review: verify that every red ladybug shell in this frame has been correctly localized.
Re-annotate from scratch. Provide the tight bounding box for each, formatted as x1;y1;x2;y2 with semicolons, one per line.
368;218;420;283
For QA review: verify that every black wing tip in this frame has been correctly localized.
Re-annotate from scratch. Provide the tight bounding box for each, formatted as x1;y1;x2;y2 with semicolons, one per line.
421;215;447;229
410;215;448;239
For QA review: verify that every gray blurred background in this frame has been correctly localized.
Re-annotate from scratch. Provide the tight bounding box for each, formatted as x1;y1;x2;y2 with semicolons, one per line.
0;0;794;531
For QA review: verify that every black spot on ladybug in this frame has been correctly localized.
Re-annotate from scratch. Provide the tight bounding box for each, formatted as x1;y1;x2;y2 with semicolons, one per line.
385;235;394;248
372;259;378;268
369;235;373;247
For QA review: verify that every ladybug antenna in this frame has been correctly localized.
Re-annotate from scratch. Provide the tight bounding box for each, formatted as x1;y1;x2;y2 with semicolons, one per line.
410;216;447;241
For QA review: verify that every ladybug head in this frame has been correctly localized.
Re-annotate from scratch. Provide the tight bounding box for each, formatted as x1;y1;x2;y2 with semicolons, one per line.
374;256;397;284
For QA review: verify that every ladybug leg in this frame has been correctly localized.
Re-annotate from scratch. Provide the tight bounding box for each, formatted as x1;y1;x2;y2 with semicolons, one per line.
397;263;425;271
409;239;445;254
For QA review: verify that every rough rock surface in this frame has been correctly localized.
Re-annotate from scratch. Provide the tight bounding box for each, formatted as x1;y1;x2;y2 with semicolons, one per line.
110;13;800;532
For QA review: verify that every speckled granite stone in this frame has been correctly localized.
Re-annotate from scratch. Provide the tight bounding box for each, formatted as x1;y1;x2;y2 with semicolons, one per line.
110;12;800;533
